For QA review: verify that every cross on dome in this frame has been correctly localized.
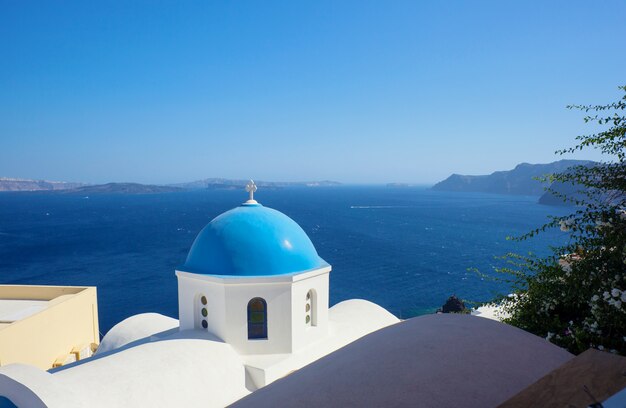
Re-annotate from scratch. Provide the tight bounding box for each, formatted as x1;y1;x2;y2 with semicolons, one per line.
245;180;258;204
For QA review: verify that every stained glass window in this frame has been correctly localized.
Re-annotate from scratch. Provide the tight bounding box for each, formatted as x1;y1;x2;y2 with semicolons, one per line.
247;298;267;340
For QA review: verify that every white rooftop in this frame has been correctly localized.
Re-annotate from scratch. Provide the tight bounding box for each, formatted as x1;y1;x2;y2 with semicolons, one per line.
0;300;48;325
0;300;399;408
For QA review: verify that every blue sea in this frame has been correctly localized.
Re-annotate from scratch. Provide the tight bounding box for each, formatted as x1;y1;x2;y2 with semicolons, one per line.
0;187;570;335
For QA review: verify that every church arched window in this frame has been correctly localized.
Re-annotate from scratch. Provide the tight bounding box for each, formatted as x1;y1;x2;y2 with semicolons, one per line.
247;298;267;339
306;289;317;326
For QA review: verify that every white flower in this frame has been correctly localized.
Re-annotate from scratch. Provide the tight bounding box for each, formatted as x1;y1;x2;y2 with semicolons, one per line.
591;295;599;302
615;300;622;309
621;292;626;303
612;288;621;298
604;291;611;300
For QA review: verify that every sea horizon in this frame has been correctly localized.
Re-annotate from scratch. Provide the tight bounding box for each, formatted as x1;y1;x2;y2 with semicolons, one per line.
0;186;569;334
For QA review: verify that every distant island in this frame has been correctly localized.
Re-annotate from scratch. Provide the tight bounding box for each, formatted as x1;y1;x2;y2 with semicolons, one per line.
0;177;85;192
0;177;341;193
537;180;591;207
171;178;341;190
432;160;594;205
386;183;418;188
62;183;184;195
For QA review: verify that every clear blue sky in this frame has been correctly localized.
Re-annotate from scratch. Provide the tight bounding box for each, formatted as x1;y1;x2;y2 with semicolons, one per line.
1;1;625;184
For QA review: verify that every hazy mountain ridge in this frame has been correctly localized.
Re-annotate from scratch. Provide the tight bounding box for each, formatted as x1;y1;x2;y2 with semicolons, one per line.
62;183;184;195
432;160;594;197
0;177;85;192
171;178;341;189
0;177;341;193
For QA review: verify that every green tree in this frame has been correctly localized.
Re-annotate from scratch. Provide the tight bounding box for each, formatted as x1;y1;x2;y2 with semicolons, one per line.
496;85;626;355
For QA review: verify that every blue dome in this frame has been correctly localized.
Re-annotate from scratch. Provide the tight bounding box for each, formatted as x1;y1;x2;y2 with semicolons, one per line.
181;203;327;277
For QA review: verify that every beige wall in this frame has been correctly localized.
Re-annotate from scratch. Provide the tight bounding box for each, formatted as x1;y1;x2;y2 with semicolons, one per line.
0;285;99;370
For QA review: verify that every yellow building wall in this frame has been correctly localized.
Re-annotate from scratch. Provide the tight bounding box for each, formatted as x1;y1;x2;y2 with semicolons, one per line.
0;285;99;370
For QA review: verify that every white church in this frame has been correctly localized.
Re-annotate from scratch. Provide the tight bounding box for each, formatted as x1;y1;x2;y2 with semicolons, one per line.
0;182;400;408
177;181;334;356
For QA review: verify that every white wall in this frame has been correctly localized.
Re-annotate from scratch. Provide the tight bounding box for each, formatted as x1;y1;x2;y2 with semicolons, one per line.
176;266;331;355
223;282;292;354
178;275;228;340
290;272;329;351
